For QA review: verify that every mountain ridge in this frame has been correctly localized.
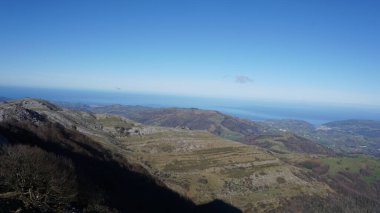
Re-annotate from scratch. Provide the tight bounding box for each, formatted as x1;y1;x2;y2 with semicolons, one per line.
87;104;335;156
0;98;242;213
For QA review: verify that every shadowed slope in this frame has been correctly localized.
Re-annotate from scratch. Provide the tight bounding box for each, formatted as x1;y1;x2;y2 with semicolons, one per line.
0;99;242;213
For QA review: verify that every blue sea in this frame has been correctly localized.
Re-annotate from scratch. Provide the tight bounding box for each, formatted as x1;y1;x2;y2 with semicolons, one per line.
1;86;380;125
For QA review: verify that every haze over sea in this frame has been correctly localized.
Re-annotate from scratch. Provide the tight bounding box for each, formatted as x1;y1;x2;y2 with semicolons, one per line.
1;86;380;125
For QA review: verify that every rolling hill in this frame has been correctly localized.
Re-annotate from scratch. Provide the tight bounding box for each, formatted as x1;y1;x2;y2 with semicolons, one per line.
89;105;266;141
2;99;380;212
0;99;241;213
244;132;334;155
87;104;335;155
261;119;380;156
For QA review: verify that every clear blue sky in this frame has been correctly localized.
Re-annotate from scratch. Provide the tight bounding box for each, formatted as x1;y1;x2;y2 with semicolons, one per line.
0;0;379;105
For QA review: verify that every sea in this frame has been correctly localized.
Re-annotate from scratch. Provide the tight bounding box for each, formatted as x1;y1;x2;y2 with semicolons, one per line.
1;86;380;126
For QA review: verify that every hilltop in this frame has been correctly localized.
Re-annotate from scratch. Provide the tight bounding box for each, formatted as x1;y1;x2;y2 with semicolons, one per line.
86;105;338;157
89;105;265;141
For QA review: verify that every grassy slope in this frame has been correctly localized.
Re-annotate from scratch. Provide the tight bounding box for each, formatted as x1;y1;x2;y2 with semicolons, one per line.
90;105;264;141
320;155;380;184
18;100;331;212
244;133;334;156
90;105;337;157
117;129;330;213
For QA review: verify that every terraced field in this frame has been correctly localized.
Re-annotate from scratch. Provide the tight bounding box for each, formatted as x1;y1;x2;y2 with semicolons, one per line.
40;103;331;212
58;110;332;212
116;129;331;212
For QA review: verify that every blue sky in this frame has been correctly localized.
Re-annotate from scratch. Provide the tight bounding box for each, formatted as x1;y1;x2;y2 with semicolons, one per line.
0;0;379;105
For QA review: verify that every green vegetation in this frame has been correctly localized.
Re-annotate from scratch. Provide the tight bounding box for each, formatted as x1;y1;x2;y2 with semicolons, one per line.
246;133;333;155
221;131;244;141
320;155;380;184
262;119;380;157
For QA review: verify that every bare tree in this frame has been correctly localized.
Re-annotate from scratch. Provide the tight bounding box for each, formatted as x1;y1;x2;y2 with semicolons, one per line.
0;145;77;211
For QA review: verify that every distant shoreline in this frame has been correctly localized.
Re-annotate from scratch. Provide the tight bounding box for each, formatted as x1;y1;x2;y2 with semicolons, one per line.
1;86;380;125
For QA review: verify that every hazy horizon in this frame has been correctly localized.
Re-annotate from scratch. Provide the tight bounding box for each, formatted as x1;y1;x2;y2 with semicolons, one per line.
2;85;380;108
2;86;380;125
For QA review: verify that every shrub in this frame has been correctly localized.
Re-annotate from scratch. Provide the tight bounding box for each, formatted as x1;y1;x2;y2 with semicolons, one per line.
298;160;321;170
276;177;286;184
0;145;77;212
